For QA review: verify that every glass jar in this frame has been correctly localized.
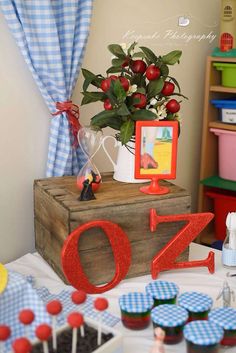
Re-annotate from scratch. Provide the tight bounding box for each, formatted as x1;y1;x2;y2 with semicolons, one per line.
184;321;224;353
151;304;188;344
119;292;153;330
209;307;236;346
222;229;236;268
178;291;213;321
145;280;179;307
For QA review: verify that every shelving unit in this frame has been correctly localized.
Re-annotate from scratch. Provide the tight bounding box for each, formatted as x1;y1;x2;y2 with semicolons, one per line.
198;56;236;245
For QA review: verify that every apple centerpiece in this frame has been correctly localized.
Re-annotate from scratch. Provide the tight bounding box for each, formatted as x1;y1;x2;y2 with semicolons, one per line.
81;43;187;145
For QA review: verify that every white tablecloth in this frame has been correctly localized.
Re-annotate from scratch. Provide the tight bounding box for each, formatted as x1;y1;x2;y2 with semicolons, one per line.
6;244;236;353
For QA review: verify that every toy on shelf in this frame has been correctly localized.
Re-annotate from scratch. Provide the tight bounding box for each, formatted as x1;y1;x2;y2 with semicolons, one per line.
178;292;213;321
145;280;179;307
119;292;154;330
209;307;236;346
212;0;236;57
216;280;235;307
77;127;102;196
183;321;224;353
151;304;188;344
150;327;165;353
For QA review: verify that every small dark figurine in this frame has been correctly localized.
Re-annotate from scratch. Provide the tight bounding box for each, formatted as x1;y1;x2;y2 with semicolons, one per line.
79;171;101;201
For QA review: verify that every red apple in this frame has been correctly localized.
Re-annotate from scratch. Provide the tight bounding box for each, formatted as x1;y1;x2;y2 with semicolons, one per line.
100;76;117;92
118;76;129;91
146;65;161;81
161;81;175;96
132;93;147;108
103;98;113;110
131;60;147;74
166;99;180;113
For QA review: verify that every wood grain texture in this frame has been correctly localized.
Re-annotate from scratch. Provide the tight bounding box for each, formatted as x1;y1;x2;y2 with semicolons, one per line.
34;174;191;285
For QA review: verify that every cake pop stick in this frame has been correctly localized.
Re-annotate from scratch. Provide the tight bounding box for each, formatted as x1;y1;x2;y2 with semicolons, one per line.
12;337;32;353
67;312;84;353
35;324;52;353
46;300;62;350
94;298;108;346
19;309;35;338
0;325;11;353
71;290;87;337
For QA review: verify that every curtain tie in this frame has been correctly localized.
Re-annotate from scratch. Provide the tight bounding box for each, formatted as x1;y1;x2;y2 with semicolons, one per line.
52;101;81;147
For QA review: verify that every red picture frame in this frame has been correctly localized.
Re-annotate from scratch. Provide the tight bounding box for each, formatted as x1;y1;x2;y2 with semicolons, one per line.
135;121;178;194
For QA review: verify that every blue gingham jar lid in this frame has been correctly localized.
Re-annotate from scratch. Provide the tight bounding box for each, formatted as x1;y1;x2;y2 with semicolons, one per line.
209;307;236;330
178;291;213;312
119;292;154;313
145;280;179;300
151;304;188;327
184;321;224;346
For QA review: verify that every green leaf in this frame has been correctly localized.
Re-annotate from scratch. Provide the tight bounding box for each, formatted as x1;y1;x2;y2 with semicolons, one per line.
81;92;106;105
147;78;164;98
132;51;145;58
113;79;126;102
168;76;181;93
106;66;123;74
160;64;169;78
162;50;182;65
112;58;124;67
90;110;118;128
81;69;103;91
130;73;146;88
131;109;157;121
139;46;157;63
116;103;131;116
127;42;137;55
120;120;135;144
108;44;126;59
136;87;146;94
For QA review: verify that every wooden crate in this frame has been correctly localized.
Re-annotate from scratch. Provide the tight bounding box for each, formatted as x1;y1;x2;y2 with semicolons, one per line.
34;173;191;285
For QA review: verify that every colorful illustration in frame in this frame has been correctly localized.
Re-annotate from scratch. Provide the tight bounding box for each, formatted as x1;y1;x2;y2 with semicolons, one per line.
135;121;178;194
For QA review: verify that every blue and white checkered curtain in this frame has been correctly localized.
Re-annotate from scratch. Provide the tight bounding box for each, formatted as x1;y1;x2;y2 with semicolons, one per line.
0;0;93;176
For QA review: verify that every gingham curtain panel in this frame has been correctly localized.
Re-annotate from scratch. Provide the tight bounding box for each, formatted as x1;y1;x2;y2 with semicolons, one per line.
0;0;93;176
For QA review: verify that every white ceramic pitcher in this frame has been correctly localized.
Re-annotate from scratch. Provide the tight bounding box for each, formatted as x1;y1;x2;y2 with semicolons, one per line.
102;136;149;183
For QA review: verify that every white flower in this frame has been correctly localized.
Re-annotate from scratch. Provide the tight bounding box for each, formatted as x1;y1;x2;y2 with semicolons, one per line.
150;98;158;106
127;84;137;95
149;108;157;115
157;104;167;120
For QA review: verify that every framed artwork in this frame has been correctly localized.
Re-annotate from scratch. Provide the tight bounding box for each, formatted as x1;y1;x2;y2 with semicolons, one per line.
135;121;178;194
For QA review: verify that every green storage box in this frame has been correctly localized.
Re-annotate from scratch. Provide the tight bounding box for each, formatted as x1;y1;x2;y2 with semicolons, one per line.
213;63;236;88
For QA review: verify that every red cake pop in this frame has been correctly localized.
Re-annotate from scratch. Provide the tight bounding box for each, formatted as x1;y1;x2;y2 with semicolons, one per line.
12;337;32;353
0;325;11;353
67;312;84;353
19;310;35;338
35;324;52;353
94;298;109;346
46;300;62;351
71;290;86;337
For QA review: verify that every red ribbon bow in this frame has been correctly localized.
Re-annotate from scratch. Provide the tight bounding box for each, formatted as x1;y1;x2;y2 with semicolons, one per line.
52;101;81;147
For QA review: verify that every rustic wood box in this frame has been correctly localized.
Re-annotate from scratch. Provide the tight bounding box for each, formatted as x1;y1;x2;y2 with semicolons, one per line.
34;173;191;285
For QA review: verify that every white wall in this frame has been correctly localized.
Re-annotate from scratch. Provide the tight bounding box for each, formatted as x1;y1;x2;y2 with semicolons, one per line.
0;0;221;263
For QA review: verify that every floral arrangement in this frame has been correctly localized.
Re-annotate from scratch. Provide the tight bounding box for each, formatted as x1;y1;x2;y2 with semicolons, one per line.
81;43;187;145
